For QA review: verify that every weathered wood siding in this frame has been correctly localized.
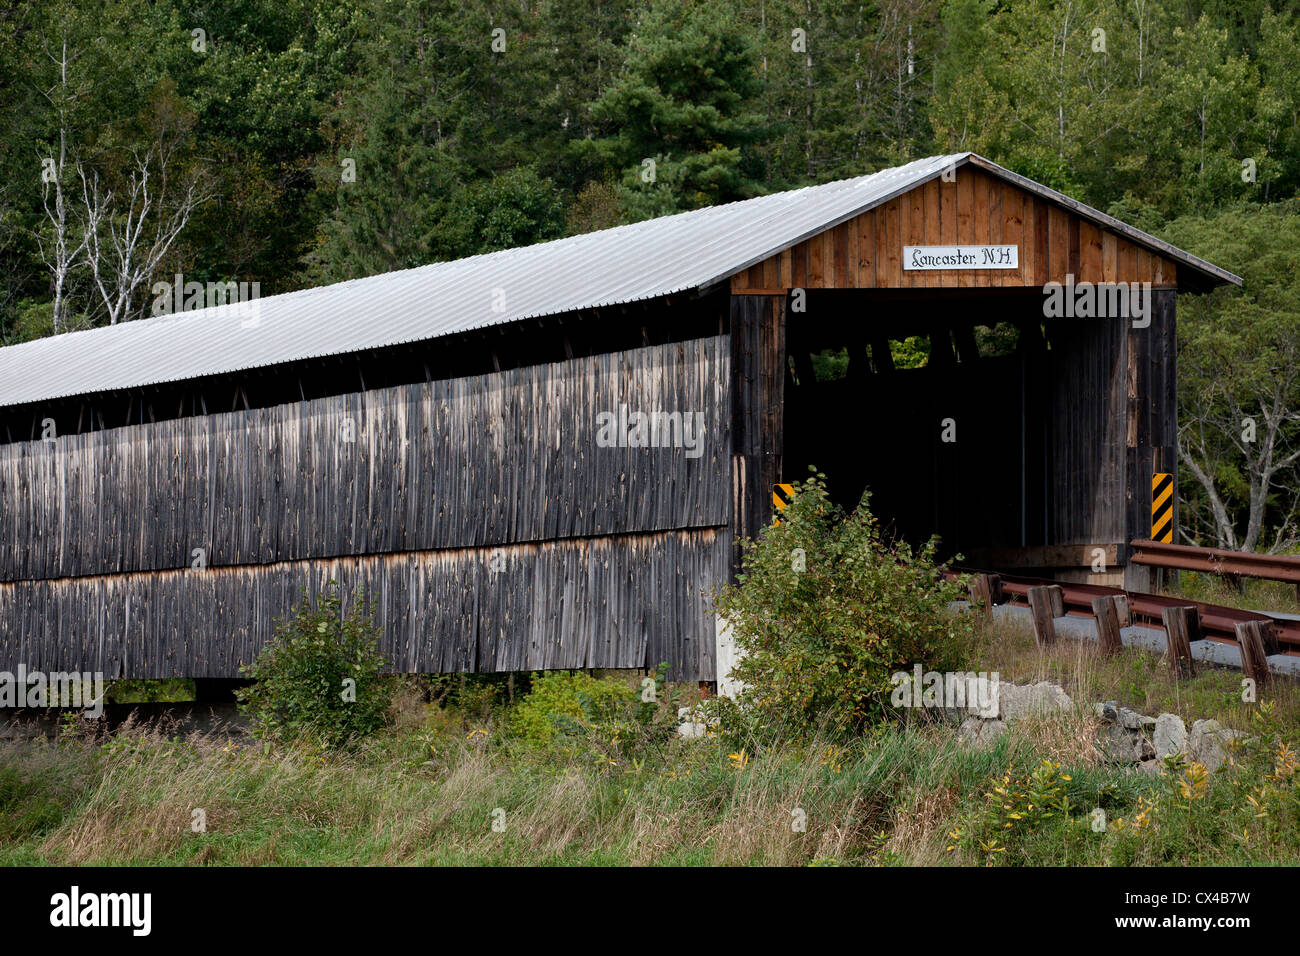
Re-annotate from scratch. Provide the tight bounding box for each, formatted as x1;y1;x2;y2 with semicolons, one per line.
1047;317;1130;546
729;295;785;557
0;529;726;680
731;168;1178;292
1;338;729;581
1046;291;1177;574
0;337;732;680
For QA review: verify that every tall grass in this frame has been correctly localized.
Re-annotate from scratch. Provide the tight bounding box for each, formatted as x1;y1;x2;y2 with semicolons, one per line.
967;615;1300;728
5;713;1014;866
1162;569;1300;615
2;621;1297;867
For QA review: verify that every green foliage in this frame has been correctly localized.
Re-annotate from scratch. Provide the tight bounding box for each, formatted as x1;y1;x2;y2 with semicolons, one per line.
889;336;931;370
710;470;972;740
105;678;195;704
588;0;767;217
442;167;565;255
506;666;673;758
427;672;533;720
961;759;1074;862
0;753;85;843
5;0;1300;552
5;0;1300;337
805;337;939;379
2;689;1300;865
508;672;632;747
809;347;849;381
947;700;1300;867
236;584;394;749
1160;201;1300;549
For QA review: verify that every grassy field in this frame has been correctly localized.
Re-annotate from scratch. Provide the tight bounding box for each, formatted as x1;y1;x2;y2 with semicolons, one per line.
2;619;1298;867
1161;569;1300;615
971;614;1300;730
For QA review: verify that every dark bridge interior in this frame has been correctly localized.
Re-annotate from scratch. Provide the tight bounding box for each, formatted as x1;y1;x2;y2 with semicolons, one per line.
781;289;1104;567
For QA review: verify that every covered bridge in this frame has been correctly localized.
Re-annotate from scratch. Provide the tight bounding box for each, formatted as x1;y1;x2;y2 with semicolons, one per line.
0;153;1241;682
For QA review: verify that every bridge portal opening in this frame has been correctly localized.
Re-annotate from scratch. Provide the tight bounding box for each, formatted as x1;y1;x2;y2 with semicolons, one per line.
777;288;1149;585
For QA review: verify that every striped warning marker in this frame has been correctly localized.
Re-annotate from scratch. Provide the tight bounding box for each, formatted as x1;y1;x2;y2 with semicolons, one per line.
1151;472;1174;543
772;483;794;524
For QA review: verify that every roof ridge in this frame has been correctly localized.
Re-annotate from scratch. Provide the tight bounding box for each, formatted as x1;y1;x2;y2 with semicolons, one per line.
0;151;1237;412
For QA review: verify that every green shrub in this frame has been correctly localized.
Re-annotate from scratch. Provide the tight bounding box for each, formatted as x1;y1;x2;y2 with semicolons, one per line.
427;672;532;719
709;470;972;740
105;678;195;703
507;668;671;756
236;584;393;749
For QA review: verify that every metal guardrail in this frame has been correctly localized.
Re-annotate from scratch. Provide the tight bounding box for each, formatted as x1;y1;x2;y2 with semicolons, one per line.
948;565;1300;685
1129;538;1300;586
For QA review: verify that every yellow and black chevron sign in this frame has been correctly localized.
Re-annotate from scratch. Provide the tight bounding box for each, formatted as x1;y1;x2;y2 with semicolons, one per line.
1151;472;1174;543
772;483;794;524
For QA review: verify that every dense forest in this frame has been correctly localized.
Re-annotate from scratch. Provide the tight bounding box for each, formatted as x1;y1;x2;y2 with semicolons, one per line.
0;0;1298;551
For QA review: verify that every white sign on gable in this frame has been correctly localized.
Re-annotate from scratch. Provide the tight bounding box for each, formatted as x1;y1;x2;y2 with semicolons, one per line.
903;245;1019;270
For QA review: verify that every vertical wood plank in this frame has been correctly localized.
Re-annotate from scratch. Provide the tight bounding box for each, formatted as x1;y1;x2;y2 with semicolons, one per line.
1236;621;1273;689
1034;198;1050;287
920;178;940;289
957;172;975;288
1027;585;1061;645
792;240;808;288
1091;595;1123;657
856;210;875;288
907;184;926;288
986;176;1002;287
939;176;957;287
808;232;825;287
1102;232;1118;283
1080;222;1103;282
972;172;990;288
1049;205;1069;284
1000;182;1024;287
882;197;902;288
1162;606;1199;678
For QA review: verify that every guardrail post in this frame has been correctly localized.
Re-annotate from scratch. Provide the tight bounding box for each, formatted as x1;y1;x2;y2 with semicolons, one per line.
1161;606;1199;678
1260;620;1281;656
1027;585;1062;646
1091;596;1124;657
1113;595;1131;627
1234;621;1273;689
969;573;1001;619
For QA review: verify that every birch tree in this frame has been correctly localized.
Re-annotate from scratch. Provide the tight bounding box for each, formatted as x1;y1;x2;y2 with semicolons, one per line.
79;142;208;325
34;33;91;334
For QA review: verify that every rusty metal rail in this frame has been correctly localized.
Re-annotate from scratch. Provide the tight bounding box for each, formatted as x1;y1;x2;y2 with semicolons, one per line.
1130;538;1300;586
947;566;1300;655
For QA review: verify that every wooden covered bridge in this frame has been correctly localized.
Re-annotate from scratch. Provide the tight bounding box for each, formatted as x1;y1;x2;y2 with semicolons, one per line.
0;154;1241;682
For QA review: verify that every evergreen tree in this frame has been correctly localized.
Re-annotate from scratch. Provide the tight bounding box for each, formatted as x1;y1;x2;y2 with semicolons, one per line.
587;0;768;218
305;0;475;281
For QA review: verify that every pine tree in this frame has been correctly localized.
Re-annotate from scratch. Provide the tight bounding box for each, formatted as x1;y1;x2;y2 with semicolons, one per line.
587;0;768;218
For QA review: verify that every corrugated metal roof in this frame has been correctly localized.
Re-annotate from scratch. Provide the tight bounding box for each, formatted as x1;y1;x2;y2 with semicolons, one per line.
0;152;1240;410
962;155;1242;292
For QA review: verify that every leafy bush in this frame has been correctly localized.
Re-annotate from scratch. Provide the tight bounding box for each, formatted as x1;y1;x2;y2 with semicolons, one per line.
236;584;394;749
507;667;673;757
709;471;971;740
960;760;1075;862
427;672;533;720
105;678;195;703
